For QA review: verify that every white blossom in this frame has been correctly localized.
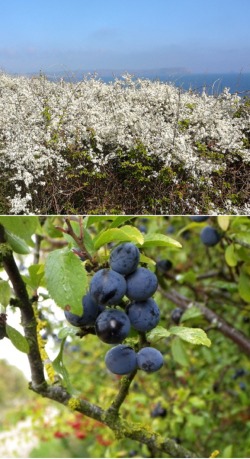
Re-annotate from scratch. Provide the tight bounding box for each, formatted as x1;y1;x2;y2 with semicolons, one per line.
0;72;249;214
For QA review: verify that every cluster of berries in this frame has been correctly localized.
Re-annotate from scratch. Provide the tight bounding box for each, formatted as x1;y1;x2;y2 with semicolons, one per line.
65;242;164;375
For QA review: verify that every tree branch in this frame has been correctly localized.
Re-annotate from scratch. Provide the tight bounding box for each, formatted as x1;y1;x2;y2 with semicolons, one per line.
106;369;137;414
160;287;250;356
0;224;46;387
30;382;196;458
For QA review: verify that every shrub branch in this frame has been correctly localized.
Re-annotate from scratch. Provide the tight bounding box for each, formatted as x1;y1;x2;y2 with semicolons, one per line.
0;224;45;387
161;287;250;356
0;225;196;458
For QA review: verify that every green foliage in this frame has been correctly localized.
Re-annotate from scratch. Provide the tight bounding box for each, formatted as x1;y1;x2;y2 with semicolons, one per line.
0;360;31;418
42;102;52;128
178;118;191;130
0;280;11;308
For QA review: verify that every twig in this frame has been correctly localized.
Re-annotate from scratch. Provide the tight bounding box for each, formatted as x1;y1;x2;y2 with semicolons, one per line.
107;369;137;414
55;217;92;260
160;287;250;356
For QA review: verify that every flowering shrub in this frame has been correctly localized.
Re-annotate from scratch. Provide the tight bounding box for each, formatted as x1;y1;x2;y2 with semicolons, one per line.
0;72;249;214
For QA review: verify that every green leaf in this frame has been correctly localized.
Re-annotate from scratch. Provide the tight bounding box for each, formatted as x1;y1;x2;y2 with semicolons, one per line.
217;216;230;231
177;222;206;237
238;270;250;302
6;324;30;353
52;338;73;392
0;280;11;307
169;326;211;347
0;216;39;244
109;217;134;228
84;216;115;227
58;327;79;339
5;230;30;254
83;227;96;256
233;232;250;246
176;270;196;284
146;325;171;344
212;280;238;293
225;244;238;267
187;414;204;427
180;306;203;322
29;264;45;288
45;248;88;315
23;264;45;289
43;217;64;238
139;253;156;267
221;445;233;458
93;225;144;249
171;337;189;366
142;233;182;249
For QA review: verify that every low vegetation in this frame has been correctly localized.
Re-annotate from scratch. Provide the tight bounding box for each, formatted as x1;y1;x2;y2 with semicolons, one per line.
0;72;249;214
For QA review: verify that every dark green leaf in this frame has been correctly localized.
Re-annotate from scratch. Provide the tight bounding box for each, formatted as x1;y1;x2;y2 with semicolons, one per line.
0;280;11;307
6;324;30;353
0;216;39;244
52;338;74;392
45;248;88;315
5;230;30;254
238;270;250;302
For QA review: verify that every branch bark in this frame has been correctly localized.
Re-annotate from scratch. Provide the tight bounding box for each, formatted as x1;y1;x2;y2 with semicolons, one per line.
160;287;250;356
0;225;45;387
31;382;196;458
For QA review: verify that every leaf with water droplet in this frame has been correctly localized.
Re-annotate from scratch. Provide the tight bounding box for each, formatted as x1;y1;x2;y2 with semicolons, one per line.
45;248;88;315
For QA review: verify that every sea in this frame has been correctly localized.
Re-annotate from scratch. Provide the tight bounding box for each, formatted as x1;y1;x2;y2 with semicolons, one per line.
29;69;250;96
99;73;250;96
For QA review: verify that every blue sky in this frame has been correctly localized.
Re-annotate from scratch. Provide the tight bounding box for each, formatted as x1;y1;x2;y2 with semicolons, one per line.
1;0;250;73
